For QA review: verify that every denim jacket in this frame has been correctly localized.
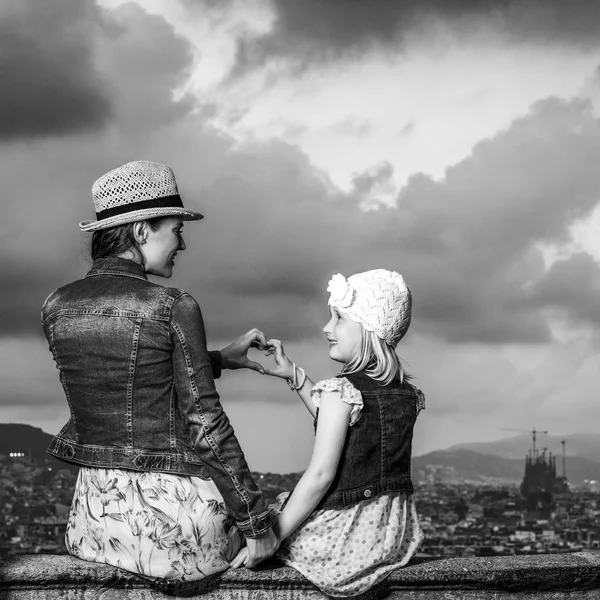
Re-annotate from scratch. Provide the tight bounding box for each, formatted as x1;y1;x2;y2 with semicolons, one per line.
41;257;271;537
314;371;419;511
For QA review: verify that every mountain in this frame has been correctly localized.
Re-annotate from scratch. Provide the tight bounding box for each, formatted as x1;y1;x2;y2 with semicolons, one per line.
413;449;523;484
0;423;77;473
413;448;600;485
446;433;600;464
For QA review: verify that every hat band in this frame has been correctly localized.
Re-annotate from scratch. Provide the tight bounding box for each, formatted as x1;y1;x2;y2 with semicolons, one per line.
96;194;184;220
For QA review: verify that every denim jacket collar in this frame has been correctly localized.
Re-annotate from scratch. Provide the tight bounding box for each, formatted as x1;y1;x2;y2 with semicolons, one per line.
86;256;148;281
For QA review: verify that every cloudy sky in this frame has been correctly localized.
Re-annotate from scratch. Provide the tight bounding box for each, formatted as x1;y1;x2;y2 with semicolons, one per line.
2;0;600;473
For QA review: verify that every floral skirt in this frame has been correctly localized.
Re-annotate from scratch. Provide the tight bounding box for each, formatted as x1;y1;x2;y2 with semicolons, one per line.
65;467;244;582
275;491;423;597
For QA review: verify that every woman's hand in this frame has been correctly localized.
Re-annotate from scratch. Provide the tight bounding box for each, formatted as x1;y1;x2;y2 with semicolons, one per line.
230;527;280;569
262;339;294;380
220;329;268;374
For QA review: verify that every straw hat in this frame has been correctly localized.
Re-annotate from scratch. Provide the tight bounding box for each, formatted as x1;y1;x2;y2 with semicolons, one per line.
327;269;412;347
79;160;204;232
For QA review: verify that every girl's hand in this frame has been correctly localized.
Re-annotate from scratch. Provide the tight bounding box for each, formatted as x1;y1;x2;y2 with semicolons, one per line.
262;339;294;380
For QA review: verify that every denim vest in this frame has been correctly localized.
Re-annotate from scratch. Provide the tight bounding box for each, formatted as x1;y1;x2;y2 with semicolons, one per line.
40;257;271;537
314;371;418;511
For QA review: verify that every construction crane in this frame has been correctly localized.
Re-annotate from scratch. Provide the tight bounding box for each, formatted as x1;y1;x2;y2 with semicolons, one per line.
501;426;549;457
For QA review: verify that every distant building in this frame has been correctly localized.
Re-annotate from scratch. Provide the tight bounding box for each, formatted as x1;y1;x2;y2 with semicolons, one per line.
520;447;570;519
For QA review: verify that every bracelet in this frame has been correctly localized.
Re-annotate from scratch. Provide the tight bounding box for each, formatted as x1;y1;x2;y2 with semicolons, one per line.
286;363;297;390
287;364;307;391
296;367;307;391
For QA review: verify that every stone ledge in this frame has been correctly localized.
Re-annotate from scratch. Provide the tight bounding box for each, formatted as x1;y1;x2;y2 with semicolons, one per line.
1;552;600;599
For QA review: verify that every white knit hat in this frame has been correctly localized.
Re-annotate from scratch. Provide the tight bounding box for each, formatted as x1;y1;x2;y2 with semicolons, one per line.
79;160;204;232
327;269;412;347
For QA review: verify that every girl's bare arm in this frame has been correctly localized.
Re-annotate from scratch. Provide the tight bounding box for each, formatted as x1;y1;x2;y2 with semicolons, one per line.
292;373;317;418
274;391;351;541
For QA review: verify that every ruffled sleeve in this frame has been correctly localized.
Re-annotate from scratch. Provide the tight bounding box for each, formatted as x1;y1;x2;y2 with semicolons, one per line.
410;384;426;415
311;377;363;426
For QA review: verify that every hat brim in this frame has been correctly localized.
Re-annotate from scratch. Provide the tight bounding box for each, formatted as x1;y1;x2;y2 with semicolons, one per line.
79;207;204;232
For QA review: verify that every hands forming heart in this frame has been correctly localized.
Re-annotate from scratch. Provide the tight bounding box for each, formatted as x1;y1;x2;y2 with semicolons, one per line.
219;329;295;380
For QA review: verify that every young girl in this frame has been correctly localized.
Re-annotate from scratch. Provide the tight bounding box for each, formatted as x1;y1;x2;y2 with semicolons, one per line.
233;269;425;597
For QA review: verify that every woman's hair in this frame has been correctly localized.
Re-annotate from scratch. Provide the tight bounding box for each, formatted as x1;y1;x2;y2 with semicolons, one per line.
90;217;166;260
341;327;411;386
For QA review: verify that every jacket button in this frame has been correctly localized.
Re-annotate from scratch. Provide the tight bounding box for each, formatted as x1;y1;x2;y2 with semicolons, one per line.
364;489;372;498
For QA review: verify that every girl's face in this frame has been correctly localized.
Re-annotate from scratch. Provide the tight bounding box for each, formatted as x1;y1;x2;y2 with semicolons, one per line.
141;217;186;278
323;306;363;364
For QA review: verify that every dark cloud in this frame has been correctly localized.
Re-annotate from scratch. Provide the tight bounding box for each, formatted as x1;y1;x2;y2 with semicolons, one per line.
350;162;394;202
0;0;195;142
528;253;600;327
0;0;112;140
381;97;600;342
94;3;196;132
231;0;600;71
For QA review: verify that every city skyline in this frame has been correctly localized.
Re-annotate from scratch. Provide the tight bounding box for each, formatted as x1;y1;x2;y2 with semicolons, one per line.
2;0;600;472
3;437;599;557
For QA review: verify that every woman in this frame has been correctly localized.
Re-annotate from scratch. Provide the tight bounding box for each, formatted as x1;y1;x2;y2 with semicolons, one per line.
41;160;277;586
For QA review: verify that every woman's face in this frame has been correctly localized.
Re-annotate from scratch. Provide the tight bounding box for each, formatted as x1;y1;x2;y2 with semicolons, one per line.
323;306;363;364
141;217;186;278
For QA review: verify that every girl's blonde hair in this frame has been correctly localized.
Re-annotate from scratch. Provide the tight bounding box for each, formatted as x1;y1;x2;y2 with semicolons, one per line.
341;326;411;386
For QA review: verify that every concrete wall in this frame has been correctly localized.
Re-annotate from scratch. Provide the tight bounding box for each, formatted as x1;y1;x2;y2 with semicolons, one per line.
1;552;600;599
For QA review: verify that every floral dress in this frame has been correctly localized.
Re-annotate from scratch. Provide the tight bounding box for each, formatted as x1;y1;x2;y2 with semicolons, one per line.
65;469;243;582
274;377;425;598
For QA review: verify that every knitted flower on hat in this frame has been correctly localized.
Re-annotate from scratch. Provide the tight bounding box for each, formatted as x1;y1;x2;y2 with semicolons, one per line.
327;273;356;309
327;269;412;347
